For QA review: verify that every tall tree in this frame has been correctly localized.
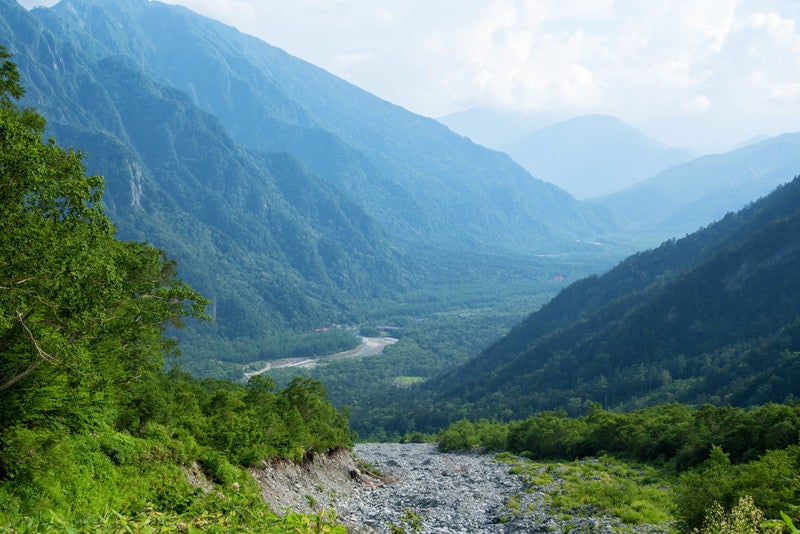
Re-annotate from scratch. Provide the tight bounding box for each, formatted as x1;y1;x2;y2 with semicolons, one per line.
0;46;207;428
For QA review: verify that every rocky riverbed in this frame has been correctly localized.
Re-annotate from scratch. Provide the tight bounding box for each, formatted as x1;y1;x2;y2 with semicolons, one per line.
344;443;637;533
251;442;669;533
342;442;539;532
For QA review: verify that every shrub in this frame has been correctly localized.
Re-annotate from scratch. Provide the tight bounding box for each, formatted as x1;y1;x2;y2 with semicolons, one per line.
693;495;780;534
198;448;240;486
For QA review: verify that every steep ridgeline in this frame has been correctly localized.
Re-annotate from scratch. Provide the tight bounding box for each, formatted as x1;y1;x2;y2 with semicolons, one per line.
501;115;696;199
433;176;800;419
594;133;800;241
0;0;406;368
30;0;614;253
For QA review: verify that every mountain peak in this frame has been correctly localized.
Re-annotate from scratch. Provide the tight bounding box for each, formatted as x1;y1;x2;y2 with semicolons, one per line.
501;114;695;199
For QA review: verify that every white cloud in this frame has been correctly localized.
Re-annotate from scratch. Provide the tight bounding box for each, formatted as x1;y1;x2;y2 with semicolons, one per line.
16;0;59;7
681;95;711;113
14;0;800;151
333;52;377;69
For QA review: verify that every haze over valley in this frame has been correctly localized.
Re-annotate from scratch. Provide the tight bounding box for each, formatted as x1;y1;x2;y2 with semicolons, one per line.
3;1;800;531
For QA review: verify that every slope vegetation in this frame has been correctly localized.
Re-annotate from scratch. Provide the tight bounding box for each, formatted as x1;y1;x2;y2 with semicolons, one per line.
434;175;800;418
595;133;800;240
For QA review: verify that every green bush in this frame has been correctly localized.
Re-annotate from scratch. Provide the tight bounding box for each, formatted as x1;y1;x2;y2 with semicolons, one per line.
674;445;800;531
198;448;240;486
693;495;779;534
99;432;147;466
438;418;508;452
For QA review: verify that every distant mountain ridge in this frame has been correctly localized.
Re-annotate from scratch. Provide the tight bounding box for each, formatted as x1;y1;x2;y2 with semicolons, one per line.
500;115;696;199
594;133;800;240
439;108;800;244
437;107;565;149
431;174;800;419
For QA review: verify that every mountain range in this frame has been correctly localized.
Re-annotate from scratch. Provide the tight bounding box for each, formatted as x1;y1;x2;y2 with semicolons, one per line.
429;173;800;421
439;108;796;233
593;133;800;240
500;115;696;199
0;0;619;369
28;0;614;254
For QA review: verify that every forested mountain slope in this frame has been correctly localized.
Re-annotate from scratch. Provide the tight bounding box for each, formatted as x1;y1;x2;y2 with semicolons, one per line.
433;176;800;419
31;0;615;253
0;0;407;368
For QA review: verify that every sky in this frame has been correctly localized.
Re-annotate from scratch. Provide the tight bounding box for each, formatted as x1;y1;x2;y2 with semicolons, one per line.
17;0;800;153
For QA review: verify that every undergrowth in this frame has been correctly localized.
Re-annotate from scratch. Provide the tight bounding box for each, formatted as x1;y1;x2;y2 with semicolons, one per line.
496;452;676;530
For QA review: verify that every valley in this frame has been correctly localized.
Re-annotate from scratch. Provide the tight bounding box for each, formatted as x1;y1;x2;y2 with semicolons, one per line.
2;0;800;532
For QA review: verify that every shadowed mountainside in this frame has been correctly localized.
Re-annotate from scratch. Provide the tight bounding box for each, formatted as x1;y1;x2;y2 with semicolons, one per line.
429;175;800;420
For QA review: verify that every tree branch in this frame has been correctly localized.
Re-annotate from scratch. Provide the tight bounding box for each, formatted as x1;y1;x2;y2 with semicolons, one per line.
0;312;60;392
0;359;42;392
17;310;60;365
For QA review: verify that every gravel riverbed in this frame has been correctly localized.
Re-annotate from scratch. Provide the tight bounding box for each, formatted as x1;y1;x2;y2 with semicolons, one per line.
252;442;669;533
338;443;639;533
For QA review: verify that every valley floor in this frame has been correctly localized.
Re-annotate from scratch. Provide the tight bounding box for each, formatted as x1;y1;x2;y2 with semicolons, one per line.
343;443;531;532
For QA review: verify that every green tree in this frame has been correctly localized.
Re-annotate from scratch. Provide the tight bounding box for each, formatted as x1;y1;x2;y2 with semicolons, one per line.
0;46;207;430
0;47;355;530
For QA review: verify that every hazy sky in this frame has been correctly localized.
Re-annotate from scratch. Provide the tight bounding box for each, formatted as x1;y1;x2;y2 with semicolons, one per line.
17;0;800;153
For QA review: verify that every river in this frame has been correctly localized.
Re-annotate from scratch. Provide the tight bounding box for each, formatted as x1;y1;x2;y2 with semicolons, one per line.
243;336;398;378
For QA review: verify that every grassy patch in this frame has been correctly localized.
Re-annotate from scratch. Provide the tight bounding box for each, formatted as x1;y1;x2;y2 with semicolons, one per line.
392;376;426;388
497;453;676;529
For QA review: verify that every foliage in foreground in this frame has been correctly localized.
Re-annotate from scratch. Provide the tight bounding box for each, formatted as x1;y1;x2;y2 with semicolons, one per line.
5;490;346;533
0;48;351;530
694;495;779;534
496;452;675;528
439;403;800;532
0;371;353;531
674;445;800;531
